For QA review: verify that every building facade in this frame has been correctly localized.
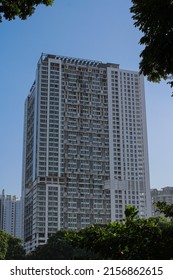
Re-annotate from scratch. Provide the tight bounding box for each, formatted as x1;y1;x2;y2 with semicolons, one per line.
22;53;151;252
0;189;22;238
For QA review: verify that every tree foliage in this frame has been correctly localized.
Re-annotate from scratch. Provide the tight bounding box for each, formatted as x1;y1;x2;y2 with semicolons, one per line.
5;235;25;260
28;230;74;260
0;230;8;260
130;0;173;87
0;231;25;260
0;0;54;23
27;230;96;260
26;206;173;260
155;201;173;219
66;206;173;260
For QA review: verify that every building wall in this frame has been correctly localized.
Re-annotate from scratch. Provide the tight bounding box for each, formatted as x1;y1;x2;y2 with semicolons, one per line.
22;54;151;252
0;190;22;239
107;67;151;219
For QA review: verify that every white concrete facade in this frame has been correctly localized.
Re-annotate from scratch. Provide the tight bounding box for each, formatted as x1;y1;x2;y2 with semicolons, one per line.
22;54;151;253
0;189;22;239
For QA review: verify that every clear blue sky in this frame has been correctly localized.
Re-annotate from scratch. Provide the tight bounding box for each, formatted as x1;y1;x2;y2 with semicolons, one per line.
0;0;173;197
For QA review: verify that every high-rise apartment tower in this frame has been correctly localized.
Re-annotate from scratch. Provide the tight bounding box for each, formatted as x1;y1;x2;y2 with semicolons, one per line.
0;189;22;238
22;53;151;252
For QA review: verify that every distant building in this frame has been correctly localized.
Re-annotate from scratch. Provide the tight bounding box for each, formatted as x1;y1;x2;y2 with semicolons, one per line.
151;187;173;216
22;53;151;252
0;189;22;238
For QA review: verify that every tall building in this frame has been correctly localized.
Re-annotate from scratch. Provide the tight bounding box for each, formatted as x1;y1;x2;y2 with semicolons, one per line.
151;187;173;216
22;53;151;252
0;189;22;238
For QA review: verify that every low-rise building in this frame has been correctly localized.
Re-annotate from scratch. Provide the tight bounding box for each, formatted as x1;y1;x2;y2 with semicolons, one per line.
151;187;173;216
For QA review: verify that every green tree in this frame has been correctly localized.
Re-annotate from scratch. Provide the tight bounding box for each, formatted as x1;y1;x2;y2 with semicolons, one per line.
25;206;173;260
154;201;173;219
66;207;173;259
0;230;25;259
0;230;8;260
130;0;173;88
28;230;74;260
0;0;54;23
5;235;25;260
27;229;97;260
